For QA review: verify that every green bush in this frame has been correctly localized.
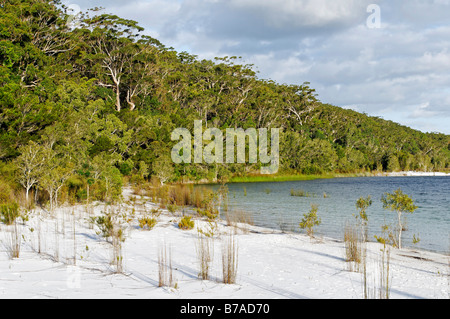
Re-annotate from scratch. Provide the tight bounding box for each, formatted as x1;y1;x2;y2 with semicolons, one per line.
178;216;195;230
139;216;157;230
91;213;114;239
0;202;20;225
0;182;13;204
299;204;322;238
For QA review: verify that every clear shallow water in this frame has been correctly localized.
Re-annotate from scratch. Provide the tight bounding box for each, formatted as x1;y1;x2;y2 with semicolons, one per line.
206;177;450;254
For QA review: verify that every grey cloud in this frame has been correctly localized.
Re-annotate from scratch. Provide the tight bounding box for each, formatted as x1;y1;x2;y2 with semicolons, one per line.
66;0;450;133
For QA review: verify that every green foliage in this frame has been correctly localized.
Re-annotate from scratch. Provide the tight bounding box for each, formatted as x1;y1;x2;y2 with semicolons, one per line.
381;189;418;215
290;188;312;197
299;204;322;238
138;216;157;230
354;195;372;242
0;202;20;225
0;0;448;203
91;214;115;239
178;215;195;230
355;196;372;225
380;189;418;249
0;180;14;204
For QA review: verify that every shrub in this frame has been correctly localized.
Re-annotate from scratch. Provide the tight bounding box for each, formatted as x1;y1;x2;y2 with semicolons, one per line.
178;216;194;230
0;202;20;225
381;188;417;249
299;204;321;238
0;181;14;204
196;207;219;221
91;213;114;239
139;216;157;230
167;204;178;215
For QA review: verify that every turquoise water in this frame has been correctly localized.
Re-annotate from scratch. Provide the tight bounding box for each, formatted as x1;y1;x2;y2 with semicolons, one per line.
207;177;450;253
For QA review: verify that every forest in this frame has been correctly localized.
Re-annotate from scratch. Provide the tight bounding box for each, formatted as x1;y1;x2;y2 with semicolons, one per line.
1;0;449;208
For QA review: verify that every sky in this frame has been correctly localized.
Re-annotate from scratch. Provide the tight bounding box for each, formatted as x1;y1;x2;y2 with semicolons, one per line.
67;0;450;135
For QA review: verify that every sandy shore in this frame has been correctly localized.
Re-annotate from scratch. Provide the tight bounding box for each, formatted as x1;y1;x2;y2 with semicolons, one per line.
0;188;448;299
379;171;450;177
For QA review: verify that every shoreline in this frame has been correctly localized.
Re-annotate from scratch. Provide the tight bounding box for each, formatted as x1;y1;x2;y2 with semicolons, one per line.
192;171;450;185
378;171;450;177
1;188;448;299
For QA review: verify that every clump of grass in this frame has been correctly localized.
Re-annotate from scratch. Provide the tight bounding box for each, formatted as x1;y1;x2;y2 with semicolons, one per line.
344;222;362;272
290;188;312;197
158;244;174;288
196;233;214;280
5;222;22;259
362;245;392;299
178;215;194;230
225;209;254;233
222;232;238;284
111;228;125;273
167;204;178;215
169;184;193;207
378;247;391;299
138;216;157;230
196;207;219;220
225;209;253;227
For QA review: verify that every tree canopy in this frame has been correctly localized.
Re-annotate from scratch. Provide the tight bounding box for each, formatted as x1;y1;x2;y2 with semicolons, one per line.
1;0;449;203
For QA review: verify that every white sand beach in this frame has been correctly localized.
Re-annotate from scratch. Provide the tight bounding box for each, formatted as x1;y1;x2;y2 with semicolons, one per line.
381;171;450;177
0;188;448;299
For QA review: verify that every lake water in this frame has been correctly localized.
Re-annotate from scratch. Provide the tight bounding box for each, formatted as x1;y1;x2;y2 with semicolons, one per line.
207;176;450;254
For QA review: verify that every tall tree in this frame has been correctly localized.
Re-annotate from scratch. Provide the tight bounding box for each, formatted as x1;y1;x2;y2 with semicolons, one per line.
82;14;144;111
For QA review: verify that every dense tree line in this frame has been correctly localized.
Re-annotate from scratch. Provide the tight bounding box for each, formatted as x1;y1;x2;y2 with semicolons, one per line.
1;0;449;207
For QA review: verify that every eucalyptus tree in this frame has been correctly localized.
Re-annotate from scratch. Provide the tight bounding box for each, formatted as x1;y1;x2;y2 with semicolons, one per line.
14;141;48;203
82;14;144;111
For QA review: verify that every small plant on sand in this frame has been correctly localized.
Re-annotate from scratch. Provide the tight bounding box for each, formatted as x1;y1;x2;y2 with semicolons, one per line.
222;232;238;284
138;216;157;230
91;207;127;273
196;233;214;280
91;213;114;239
198;220;219;238
167;204;178;215
178;215;194;230
380;189;417;249
158;243;175;288
344;222;362;271
4;222;22;259
195;207;219;220
362;245;392;299
299;204;321;238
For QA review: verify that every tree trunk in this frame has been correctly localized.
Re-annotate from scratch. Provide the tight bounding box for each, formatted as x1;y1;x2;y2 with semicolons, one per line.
115;85;121;112
397;211;402;249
